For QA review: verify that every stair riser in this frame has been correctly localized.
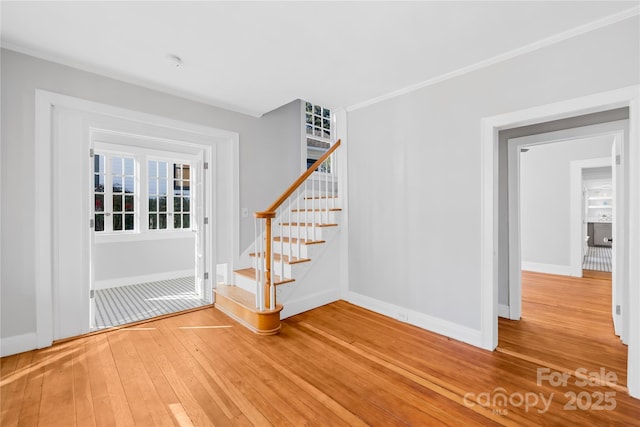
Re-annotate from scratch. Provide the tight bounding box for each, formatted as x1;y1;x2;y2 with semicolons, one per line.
284;211;340;224
296;199;339;210
274;226;335;240
271;242;322;258
250;259;307;278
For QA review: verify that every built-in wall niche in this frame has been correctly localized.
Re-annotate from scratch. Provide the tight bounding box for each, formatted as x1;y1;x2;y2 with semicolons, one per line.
583;171;612;223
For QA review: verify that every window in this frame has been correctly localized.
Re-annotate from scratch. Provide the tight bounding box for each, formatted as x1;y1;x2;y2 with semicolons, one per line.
147;160;192;231
93;153;136;232
304;102;333;172
93;148;193;235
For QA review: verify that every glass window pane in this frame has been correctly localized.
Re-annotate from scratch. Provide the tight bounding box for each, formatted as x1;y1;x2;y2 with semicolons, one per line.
149;214;157;229
159;179;167;195
124;214;134;230
174;197;181;213
323;118;330;129
314;127;322;137
95;194;104;212
306;102;312;113
323;130;331;139
95;214;104;232
173;165;182;180
159;214;167;229
183;188;190;198
113;214;123;231
124;158;134;175
149;196;157;212
149;179;157;195
174;215;182;229
112;157;123;175
323;108;330;118
94;174;104;192
113;195;123;212
158;162;167;178
159;196;167;212
306;125;313;135
94;154;104;173
306;113;312;125
124;177;134;193
113;176;123;193
314;116;322;127
314;105;321;115
183;197;190;212
124;195;134;212
183;214;190;229
149;160;157;177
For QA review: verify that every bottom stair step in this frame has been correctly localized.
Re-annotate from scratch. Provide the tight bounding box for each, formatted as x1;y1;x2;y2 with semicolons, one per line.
214;284;282;335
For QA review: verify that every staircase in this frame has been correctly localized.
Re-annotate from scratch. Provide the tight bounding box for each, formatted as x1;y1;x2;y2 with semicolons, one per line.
214;140;342;334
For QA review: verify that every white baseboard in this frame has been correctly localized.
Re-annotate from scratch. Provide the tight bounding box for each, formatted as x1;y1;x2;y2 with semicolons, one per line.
521;262;575;277
94;269;195;290
346;291;483;348
498;304;510;319
1;332;37;357
280;288;341;319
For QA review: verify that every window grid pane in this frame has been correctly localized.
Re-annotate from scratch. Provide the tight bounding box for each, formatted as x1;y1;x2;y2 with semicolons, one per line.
172;163;191;229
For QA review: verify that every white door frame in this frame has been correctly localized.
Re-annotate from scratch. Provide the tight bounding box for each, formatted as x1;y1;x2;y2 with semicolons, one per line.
505;125;623;321
35;90;239;345
480;85;640;398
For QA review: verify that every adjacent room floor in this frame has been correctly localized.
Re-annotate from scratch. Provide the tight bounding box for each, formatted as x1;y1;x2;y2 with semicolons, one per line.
93;276;209;330
582;245;612;272
499;270;627;387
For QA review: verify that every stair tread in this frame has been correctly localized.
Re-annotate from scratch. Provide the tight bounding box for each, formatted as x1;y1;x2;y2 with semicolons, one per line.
279;222;338;227
304;196;338;199
234;268;295;285
249;253;311;264
273;236;326;245
290;208;342;212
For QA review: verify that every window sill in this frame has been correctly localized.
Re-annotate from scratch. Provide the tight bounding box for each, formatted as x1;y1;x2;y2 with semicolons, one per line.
95;229;195;244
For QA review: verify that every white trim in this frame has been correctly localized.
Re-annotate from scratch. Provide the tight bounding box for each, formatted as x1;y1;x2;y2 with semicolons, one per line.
93;269;195;290
347;292;483;348
521;262;575;277
347;7;639;112
334;108;349;299
35;89;239;348
280;288;341;319
481;85;640;399
0;333;38;357
498;304;510;319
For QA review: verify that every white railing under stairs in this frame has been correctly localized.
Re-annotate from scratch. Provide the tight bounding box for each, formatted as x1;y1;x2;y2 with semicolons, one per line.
253;140;341;312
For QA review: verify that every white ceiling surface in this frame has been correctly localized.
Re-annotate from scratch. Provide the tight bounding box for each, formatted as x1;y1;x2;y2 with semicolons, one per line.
1;1;637;117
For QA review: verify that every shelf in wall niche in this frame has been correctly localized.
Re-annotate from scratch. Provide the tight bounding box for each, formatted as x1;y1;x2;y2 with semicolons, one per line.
588;196;612;200
588;205;612;209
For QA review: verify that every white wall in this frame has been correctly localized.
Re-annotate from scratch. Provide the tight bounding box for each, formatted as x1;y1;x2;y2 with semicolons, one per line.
93;237;195;288
346;16;638;341
519;136;613;272
0;49;302;343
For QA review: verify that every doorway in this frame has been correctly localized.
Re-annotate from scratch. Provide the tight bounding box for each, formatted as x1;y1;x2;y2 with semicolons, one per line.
479;85;640;398
89;143;209;331
35;90;240;347
500;130;628;387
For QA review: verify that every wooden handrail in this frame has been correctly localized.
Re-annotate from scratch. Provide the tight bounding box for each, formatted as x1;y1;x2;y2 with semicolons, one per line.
264;139;341;213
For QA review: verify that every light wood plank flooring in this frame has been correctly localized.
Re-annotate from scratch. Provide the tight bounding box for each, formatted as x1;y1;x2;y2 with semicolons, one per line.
499;271;628;388
2;299;638;426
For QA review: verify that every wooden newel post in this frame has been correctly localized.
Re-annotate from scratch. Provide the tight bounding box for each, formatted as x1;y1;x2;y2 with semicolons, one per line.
255;211;277;309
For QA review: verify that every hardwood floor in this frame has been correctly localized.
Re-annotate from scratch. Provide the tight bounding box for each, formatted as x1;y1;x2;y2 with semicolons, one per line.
499;271;628;388
2;299;638;426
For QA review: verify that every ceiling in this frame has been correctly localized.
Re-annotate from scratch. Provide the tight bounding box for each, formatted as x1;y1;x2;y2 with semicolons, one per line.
1;1;637;117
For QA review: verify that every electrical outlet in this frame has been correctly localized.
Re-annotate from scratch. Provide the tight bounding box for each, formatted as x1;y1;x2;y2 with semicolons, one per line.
241;207;249;218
